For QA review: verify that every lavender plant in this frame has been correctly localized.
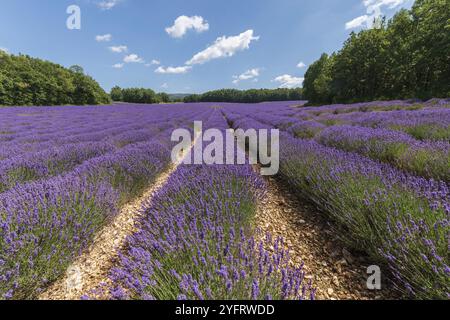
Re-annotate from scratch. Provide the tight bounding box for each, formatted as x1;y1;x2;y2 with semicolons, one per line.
109;112;315;300
316;125;450;182
222;103;449;299
109;164;315;300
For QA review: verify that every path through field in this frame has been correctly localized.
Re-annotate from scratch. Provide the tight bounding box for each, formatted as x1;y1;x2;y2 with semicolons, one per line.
39;163;180;300
254;174;394;300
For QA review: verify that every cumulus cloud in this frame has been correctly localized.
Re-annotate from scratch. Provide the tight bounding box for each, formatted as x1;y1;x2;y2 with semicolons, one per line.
109;45;128;53
123;54;144;63
161;83;169;89
96;34;112;42
145;59;161;67
112;63;124;69
232;68;260;84
186;30;259;65
0;47;9;54
155;66;192;74
97;0;121;10
166;15;209;38
365;0;408;11
346;15;372;29
346;0;408;30
273;74;304;88
297;61;307;68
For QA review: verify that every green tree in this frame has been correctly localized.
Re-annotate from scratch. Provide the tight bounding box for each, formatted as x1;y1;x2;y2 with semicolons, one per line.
303;53;334;104
110;86;123;101
0;52;110;106
410;0;450;98
157;92;170;103
183;88;304;103
303;0;450;104
69;65;84;74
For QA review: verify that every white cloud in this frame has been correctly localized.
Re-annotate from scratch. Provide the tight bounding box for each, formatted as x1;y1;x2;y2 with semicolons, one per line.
365;0;407;12
297;61;307;68
346;15;371;29
155;66;192;74
145;59;161;67
186;30;259;65
109;45;128;53
98;0;121;10
161;83;169;89
166;15;209;38
112;63;124;69
273;74;304;88
346;0;408;30
96;34;112;42
232;68;260;84
0;47;9;54
123;54;144;63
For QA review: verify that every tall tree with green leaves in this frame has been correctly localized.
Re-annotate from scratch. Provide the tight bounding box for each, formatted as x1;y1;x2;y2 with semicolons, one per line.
0;52;110;106
303;0;450;104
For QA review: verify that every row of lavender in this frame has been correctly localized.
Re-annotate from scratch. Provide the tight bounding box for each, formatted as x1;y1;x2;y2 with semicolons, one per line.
239;100;450;182
222;101;449;299
105;110;315;300
0;104;215;299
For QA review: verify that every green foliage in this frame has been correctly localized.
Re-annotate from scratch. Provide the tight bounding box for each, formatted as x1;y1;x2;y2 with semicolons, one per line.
110;86;171;104
303;53;335;104
157;92;170;103
110;86;123;102
304;0;450;104
184;88;303;103
69;65;84;74
0;52;110;106
402;124;450;142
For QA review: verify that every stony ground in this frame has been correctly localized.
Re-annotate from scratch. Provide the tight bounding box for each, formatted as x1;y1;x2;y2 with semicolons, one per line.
254;174;396;300
40;160;397;300
39;164;178;300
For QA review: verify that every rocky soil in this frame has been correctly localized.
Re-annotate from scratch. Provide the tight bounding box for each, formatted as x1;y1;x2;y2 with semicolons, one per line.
254;174;397;300
39;165;178;300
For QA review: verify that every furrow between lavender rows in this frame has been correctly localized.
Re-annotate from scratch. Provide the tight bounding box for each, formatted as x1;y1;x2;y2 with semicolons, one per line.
98;110;315;300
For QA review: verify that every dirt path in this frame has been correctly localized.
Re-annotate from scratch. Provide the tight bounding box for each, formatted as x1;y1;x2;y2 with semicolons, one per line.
254;174;395;300
39;163;180;300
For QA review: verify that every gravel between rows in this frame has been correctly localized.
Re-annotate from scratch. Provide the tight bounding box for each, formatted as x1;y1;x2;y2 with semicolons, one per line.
254;174;397;300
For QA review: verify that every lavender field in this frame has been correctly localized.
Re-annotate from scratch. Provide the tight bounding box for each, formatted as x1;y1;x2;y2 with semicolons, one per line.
0;99;449;300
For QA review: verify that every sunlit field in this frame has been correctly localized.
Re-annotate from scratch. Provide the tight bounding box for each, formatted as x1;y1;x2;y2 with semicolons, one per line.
1;0;449;309
1;99;448;300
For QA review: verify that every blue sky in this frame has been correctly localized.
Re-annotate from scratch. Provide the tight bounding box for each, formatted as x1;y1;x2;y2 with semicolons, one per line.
0;0;414;93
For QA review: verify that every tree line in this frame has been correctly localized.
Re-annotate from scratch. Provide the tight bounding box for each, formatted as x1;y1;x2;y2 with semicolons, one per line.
303;0;450;105
183;88;303;103
110;86;171;104
0;51;110;106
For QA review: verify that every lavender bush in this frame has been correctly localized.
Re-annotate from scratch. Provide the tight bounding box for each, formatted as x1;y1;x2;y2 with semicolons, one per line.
109;111;315;300
316;125;450;182
0;104;214;299
109;163;315;300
